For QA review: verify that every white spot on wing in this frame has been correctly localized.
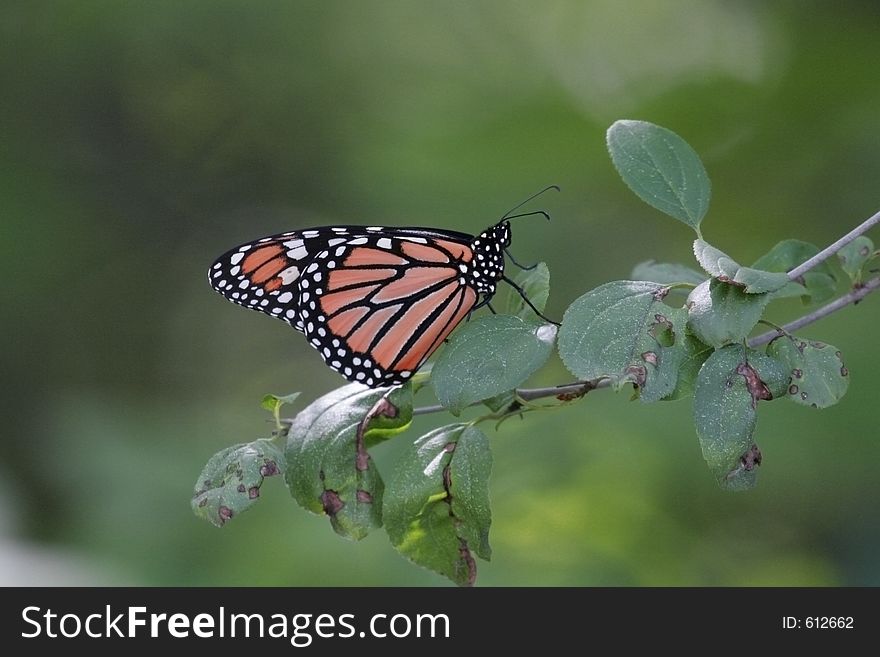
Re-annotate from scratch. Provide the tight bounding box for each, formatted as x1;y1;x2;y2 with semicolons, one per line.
279;266;300;284
277;291;293;304
377;238;393;249
287;246;308;260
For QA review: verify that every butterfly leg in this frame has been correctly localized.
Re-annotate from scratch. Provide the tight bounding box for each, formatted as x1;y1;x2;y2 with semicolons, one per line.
505;248;538;271
501;275;560;326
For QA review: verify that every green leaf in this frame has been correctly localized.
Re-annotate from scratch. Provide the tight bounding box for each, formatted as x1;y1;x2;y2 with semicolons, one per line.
192;439;285;527
284;383;412;540
558;280;689;402
693;239;790;294
686;279;770;347
663;332;713;401
766;336;849;408
752;239;837;304
261;392;302;429
384;424;492;587
631;260;707;286
606;120;711;233
260;392;302;412
432;315;556;414
693;346;786;490
837;236;875;284
503;262;550;320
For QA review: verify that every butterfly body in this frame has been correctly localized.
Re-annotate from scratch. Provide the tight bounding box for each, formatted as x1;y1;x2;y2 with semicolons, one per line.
209;221;514;387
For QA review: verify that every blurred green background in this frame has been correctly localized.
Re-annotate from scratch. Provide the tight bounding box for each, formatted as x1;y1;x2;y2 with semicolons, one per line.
3;0;879;586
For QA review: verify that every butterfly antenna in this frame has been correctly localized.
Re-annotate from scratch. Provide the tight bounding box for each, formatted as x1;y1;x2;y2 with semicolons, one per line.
501;275;560;326
500;185;560;221
504;210;551;224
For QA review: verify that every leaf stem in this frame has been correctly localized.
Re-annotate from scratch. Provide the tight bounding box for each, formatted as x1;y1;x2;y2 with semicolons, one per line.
787;208;880;280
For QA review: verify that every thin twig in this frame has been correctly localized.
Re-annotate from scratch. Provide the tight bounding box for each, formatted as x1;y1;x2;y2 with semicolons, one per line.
787;208;880;280
412;380;610;416
518;379;610;401
748;277;880;347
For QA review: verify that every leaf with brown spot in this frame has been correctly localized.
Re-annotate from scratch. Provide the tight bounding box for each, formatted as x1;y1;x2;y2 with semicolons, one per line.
559;281;690;403
837;236;875;284
384;424;492;587
191;439;285;528
693;239;789;294
285;383;413;540
767;336;849;409
693;346;785;490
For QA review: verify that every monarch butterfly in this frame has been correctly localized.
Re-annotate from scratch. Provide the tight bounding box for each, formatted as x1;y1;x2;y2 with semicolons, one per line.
208;188;557;388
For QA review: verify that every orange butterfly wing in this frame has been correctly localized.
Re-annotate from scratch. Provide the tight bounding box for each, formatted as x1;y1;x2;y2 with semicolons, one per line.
209;227;483;387
299;237;478;386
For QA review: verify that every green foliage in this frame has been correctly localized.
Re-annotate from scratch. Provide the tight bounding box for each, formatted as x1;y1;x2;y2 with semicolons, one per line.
384;424;492;586
693;346;787;491
607;120;711;233
631;260;707;286
686;279;770;347
753;239;837;304
503;262;550;320
767;336;849;408
260;392;301;428
260;392;302;412
192;440;285;527
693;239;790;294
837;236;875;284
195;119;864;585
431;315;556;414
558;280;689;402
